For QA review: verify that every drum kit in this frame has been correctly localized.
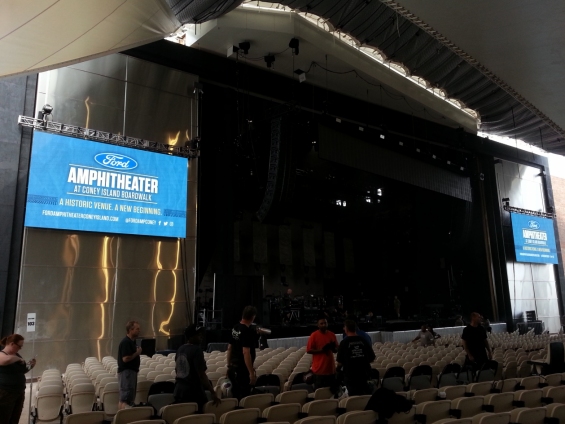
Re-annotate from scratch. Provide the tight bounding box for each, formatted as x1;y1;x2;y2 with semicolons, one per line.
265;294;343;325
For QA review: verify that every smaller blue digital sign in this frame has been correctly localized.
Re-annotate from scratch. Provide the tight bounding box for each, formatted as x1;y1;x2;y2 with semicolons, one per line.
510;212;558;264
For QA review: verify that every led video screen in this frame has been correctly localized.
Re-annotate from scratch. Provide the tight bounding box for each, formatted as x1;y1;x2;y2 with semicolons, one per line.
511;212;558;264
25;131;188;238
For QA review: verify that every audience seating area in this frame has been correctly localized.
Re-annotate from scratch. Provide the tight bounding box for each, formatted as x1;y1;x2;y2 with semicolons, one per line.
30;331;565;424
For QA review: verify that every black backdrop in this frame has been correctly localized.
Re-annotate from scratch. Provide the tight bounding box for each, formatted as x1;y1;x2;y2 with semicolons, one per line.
214;275;264;329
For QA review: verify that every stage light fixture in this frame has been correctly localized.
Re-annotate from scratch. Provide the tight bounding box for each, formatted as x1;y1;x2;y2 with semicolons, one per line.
377;188;382;196
336;200;342;206
398;141;403;146
294;69;306;83
379;134;385;139
238;41;250;54
342;201;347;207
264;55;275;68
289;37;300;55
365;196;372;203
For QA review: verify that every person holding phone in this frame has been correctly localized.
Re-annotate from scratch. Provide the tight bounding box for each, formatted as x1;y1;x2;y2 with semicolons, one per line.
117;321;142;410
0;333;36;424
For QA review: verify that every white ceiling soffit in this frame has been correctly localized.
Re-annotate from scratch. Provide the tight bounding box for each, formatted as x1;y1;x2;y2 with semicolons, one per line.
390;0;565;148
0;0;181;79
187;7;478;132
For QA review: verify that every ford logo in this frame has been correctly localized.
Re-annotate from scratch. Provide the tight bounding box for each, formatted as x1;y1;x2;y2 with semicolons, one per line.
94;153;138;170
528;220;540;229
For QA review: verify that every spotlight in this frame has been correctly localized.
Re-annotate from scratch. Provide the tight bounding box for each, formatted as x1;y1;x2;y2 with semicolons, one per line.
238;41;250;54
342;201;347;207
365;196;372;203
377;188;382;196
294;69;306;83
336;200;342;206
380;134;385;139
264;55;275;68
289;38;300;55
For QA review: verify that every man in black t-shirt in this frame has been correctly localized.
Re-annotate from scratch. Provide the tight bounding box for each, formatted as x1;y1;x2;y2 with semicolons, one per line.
174;324;220;411
227;305;258;400
462;312;492;369
336;320;376;395
117;321;142;410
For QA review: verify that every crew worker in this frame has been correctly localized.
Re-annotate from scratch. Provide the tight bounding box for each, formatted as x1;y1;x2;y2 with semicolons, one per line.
117;321;142;410
462;312;492;370
307;317;338;389
174;325;220;411
227;306;258;400
336;320;376;395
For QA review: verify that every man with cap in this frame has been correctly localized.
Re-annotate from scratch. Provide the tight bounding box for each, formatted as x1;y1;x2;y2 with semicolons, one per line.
174;324;220;411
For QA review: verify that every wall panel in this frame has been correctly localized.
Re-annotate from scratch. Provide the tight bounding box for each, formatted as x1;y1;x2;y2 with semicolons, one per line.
15;55;198;374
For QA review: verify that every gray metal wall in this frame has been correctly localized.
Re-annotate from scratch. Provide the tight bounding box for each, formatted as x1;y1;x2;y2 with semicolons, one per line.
14;55;198;373
495;160;560;332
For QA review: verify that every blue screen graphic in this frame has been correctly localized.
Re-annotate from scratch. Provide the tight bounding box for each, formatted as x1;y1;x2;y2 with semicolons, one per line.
25;131;188;238
510;212;558;264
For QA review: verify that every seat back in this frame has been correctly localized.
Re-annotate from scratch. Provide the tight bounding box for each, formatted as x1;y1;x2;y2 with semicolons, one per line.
484;393;514;413
203;398;238;421
477;361;498;382
276;390;309;405
101;382;120;418
302;399;339;417
416;400;451;424
515;389;543;408
413;388;438;404
148;381;175;396
295;417;337;424
546;385;565;403
161;403;198;424
495;378;520;393
148;393;175;414
113;406;153;424
467;382;494;396
69;385;96;414
438;363;461;388
338;395;370;412
442;385;466;400
239;393;274;413
520;376;541;390
383;366;405;380
312;387;333;400
219;408;261;424
336;410;378;424
256;373;281;387
510;407;546;424
451;396;484;418
262;403;302;424
546;403;565;423
135;380;154;405
472;412;511;424
63;411;105;424
173;414;216;424
35;386;64;421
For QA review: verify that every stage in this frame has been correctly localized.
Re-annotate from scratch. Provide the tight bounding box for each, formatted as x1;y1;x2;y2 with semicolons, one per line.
202;322;507;352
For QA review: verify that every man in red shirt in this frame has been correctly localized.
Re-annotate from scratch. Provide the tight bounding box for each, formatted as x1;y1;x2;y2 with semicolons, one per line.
307;317;338;389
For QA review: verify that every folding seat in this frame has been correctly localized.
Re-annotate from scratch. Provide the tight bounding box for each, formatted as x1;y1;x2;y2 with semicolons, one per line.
128;421;165;424
543;373;563;387
471;412;511;424
438;364;461;388
407;365;433;390
172;414;216;424
276;389;309;405
520;376;541;390
476;361;498;382
338;395;371;412
295;417;336;424
513;389;543;408
100;382;120;420
336;410;378;424
483;393;514;413
113;406;153;424
239;393;274;413
441;385;466;400
161;403;198;424
413;388;438;404
31;384;64;424
467;382;495;396
63;411;105;424
517;362;532;378
450;396;485;418
262;403;302;424
302;399;339;417
414;400;451;424
545;403;565;423
382;366;406;392
509;407;546;424
134;380;153;405
203;398;238;422
67;383;96;414
148;393;175;415
309;387;333;400
542;385;565;403
495;378;520;393
503;362;518;379
154;374;172;383
434;419;471;424
219;408;261;424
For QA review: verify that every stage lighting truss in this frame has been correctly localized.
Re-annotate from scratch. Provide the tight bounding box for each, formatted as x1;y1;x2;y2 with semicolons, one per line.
17;115;197;158
503;204;556;219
